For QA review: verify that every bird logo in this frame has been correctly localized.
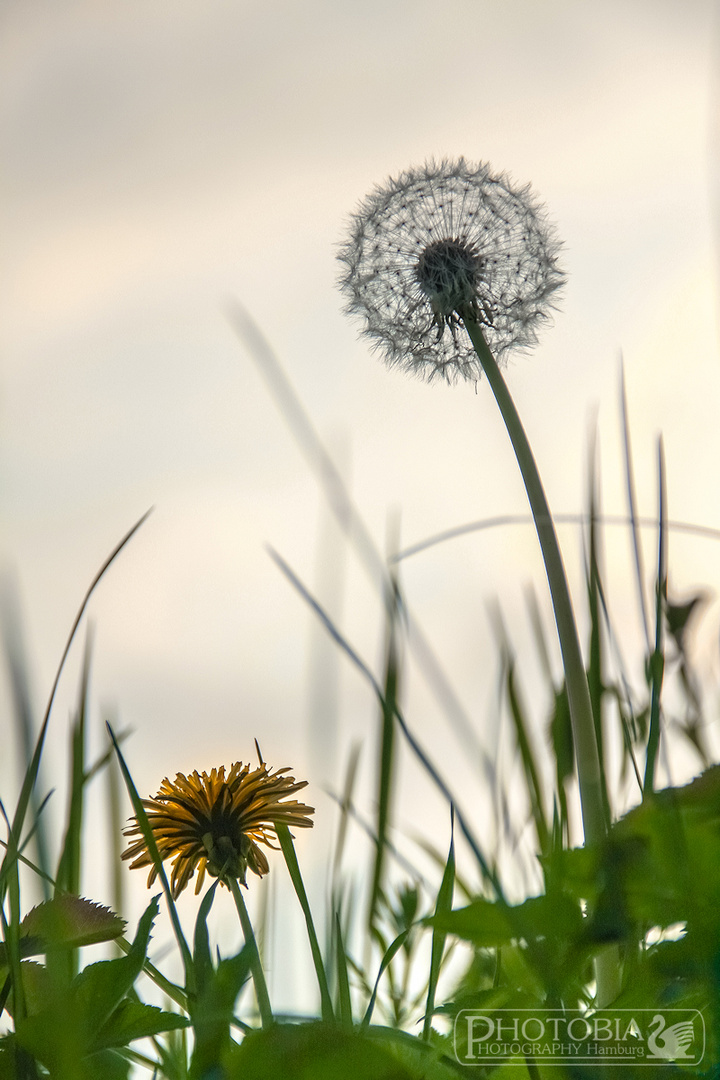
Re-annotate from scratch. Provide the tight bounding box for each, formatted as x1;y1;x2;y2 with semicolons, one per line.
647;1014;695;1060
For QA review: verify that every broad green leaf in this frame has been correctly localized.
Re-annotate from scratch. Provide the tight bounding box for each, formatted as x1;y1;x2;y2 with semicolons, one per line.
558;766;720;937
366;1025;477;1080
429;892;581;950
18;895;124;953
14;898;161;1075
188;947;251;1080
427;897;509;948
94;998;189;1051
225;1022;420;1080
71;895;160;1031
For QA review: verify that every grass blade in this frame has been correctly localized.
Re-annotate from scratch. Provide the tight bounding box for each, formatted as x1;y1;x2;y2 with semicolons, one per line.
231;302;489;769
0;510;152;909
331;741;361;891
361;927;411;1028
368;579;400;936
502;646;549;857
620;362;651;652
106;722;193;987
0;577;51;899
334;912;353;1026
643;438;667;795
55;632;93;899
0;809;25;1023
585;441;611;825
275;821;334;1022
268;546;504;899
423;814;455;1040
105;729;125;921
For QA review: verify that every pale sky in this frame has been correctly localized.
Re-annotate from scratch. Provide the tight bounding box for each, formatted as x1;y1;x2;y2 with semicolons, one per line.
1;0;719;1006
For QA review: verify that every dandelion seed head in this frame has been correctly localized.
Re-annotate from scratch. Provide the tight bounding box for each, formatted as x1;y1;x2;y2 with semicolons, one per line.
337;158;565;384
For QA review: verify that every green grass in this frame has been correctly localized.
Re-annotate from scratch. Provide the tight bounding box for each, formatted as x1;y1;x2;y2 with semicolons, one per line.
0;336;719;1077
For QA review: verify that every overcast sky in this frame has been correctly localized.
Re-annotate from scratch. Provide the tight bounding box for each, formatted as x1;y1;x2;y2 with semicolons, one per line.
1;0;719;996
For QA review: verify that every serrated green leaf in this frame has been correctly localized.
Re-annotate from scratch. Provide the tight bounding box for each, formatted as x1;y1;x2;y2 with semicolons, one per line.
19;895;125;952
94;998;190;1051
72;895;160;1031
13;898;161;1076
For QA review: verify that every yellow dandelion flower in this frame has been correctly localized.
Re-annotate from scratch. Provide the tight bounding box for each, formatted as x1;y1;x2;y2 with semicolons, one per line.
122;760;314;898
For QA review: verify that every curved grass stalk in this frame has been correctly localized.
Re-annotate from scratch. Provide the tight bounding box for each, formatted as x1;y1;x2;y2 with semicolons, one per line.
463;318;620;1005
464;318;605;845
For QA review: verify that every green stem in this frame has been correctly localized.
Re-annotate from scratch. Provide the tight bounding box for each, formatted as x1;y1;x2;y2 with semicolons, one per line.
229;878;273;1028
464;319;620;1005
464;318;606;845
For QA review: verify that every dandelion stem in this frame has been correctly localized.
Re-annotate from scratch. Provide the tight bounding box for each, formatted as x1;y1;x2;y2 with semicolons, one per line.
464;316;606;846
464;317;621;1002
464;317;620;1006
229;878;273;1029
